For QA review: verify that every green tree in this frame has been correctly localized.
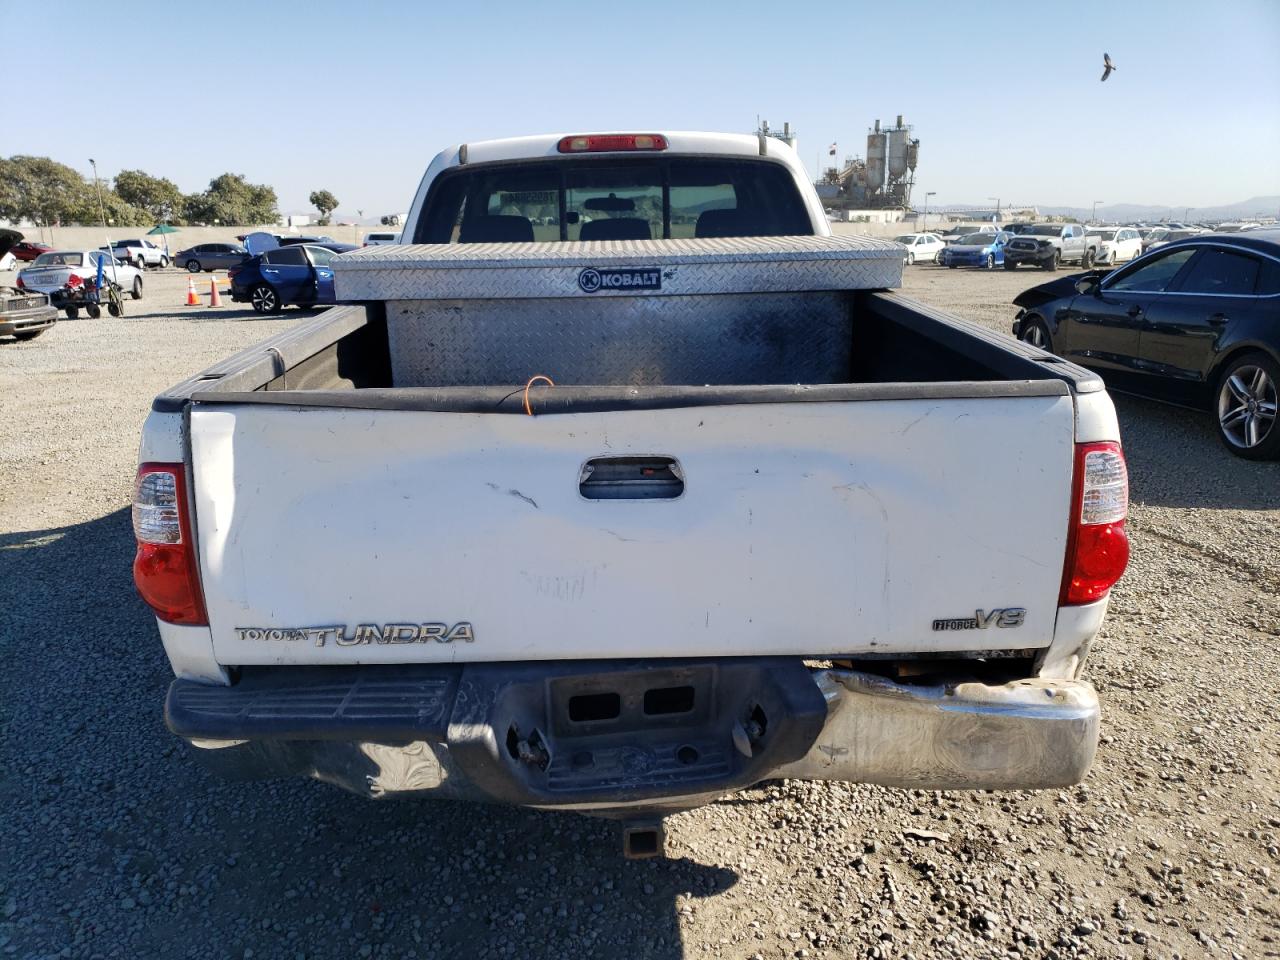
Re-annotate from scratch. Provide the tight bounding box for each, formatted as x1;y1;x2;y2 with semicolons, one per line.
0;155;93;227
309;189;339;226
114;169;186;223
184;173;279;225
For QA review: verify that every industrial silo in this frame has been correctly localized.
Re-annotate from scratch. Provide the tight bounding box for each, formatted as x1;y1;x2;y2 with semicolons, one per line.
905;139;919;173
866;120;887;197
887;115;910;179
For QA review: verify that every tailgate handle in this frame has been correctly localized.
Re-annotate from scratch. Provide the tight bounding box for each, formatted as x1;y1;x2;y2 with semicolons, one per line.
580;456;684;500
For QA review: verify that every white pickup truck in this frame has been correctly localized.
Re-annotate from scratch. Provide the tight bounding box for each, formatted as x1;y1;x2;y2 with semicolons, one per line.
135;132;1129;857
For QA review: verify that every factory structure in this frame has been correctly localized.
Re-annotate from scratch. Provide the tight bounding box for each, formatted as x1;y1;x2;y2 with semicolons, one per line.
819;115;920;211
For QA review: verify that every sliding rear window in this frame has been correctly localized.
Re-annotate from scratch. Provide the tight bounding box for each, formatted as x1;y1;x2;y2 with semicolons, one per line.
413;157;813;244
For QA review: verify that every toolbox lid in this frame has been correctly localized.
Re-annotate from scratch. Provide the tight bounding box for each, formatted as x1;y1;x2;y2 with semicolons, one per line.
333;234;903;302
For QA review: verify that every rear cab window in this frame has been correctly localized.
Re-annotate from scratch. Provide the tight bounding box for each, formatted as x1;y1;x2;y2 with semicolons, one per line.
415;157;813;244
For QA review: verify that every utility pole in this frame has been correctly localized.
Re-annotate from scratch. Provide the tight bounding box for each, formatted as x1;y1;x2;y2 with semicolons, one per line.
1092;200;1104;224
88;159;119;288
357;209;364;245
988;197;1001;222
924;191;936;233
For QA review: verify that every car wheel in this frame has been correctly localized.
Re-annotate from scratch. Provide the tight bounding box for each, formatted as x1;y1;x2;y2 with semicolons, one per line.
907;252;915;265
1081;248;1095;269
1018;315;1053;352
1042;252;1058;271
64;307;80;320
108;301;122;317
1216;353;1280;460
985;254;995;269
86;303;102;319
131;276;144;300
186;259;200;273
1004;260;1017;270
251;284;281;314
932;251;941;264
160;256;170;268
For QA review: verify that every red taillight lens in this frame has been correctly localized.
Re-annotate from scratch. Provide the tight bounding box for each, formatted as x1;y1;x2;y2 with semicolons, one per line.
66;274;83;289
557;134;668;153
132;463;207;625
15;276;23;289
1061;442;1130;605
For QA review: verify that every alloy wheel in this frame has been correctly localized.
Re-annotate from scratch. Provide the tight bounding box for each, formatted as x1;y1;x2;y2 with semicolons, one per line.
1219;365;1277;449
1023;323;1048;348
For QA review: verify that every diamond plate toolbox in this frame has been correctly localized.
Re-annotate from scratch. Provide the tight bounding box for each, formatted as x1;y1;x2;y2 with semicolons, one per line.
332;235;903;302
332;235;903;387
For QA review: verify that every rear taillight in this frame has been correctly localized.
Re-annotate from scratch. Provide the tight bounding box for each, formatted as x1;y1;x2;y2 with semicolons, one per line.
15;276;23;289
557;134;668;153
132;463;207;625
1061;442;1130;605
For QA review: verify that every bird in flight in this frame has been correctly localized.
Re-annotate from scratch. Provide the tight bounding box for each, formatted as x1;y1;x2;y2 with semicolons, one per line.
1101;52;1116;82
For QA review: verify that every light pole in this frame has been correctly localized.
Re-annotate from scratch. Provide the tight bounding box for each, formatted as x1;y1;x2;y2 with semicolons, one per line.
88;159;119;287
987;197;1001;222
923;191;936;233
357;209;364;245
1092;200;1104;224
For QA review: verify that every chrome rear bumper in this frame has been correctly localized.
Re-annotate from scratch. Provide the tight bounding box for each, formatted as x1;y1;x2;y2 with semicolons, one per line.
173;664;1099;809
773;670;1098;790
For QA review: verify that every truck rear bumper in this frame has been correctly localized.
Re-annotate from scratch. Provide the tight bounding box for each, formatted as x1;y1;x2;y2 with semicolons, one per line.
167;661;1098;811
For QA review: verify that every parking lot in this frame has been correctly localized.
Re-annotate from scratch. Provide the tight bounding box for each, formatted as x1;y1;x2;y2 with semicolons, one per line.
2;265;1277;959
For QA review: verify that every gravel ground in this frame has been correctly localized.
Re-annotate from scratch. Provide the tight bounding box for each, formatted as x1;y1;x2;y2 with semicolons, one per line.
2;266;1277;960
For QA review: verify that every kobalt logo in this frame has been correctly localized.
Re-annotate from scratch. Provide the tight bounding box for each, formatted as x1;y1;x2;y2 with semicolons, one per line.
577;267;662;293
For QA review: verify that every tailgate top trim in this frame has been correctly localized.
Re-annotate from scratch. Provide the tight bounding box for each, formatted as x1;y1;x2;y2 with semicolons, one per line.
190;379;1069;414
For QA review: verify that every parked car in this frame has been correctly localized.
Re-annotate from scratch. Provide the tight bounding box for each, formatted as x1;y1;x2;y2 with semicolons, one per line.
1003;223;1099;270
1012;231;1280;459
17;250;144;304
938;232;1007;269
0;229;57;341
8;240;53;262
173;243;250;273
1145;228;1203;253
893;232;946;264
1000;223;1036;236
363;231;401;246
939;225;998;245
228;243;336;313
1087;228;1144;266
100;238;170;269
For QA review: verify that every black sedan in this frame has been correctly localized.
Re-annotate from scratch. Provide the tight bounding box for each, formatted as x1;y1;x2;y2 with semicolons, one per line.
1011;231;1280;460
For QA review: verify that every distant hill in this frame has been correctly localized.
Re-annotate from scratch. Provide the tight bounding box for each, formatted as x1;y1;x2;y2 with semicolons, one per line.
1037;196;1279;222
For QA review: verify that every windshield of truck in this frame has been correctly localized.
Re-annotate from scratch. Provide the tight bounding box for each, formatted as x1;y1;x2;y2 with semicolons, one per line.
414;157;813;244
1025;225;1064;236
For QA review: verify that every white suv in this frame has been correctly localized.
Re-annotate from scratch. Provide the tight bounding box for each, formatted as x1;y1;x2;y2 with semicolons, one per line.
363;231;401;246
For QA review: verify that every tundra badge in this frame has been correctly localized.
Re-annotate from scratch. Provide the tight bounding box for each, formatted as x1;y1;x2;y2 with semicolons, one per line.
931;609;1026;631
235;623;475;646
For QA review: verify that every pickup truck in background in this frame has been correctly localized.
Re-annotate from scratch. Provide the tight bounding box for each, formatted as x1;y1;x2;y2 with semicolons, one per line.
1004;223;1100;271
100;238;169;269
136;131;1129;857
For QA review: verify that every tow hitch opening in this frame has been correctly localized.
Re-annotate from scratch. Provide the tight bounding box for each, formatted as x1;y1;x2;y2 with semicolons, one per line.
622;821;665;859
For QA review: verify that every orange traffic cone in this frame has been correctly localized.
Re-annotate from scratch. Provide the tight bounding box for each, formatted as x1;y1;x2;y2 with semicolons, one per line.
208;278;222;307
185;277;199;306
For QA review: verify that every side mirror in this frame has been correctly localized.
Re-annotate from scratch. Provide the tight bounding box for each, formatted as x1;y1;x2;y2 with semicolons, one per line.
1074;276;1100;296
